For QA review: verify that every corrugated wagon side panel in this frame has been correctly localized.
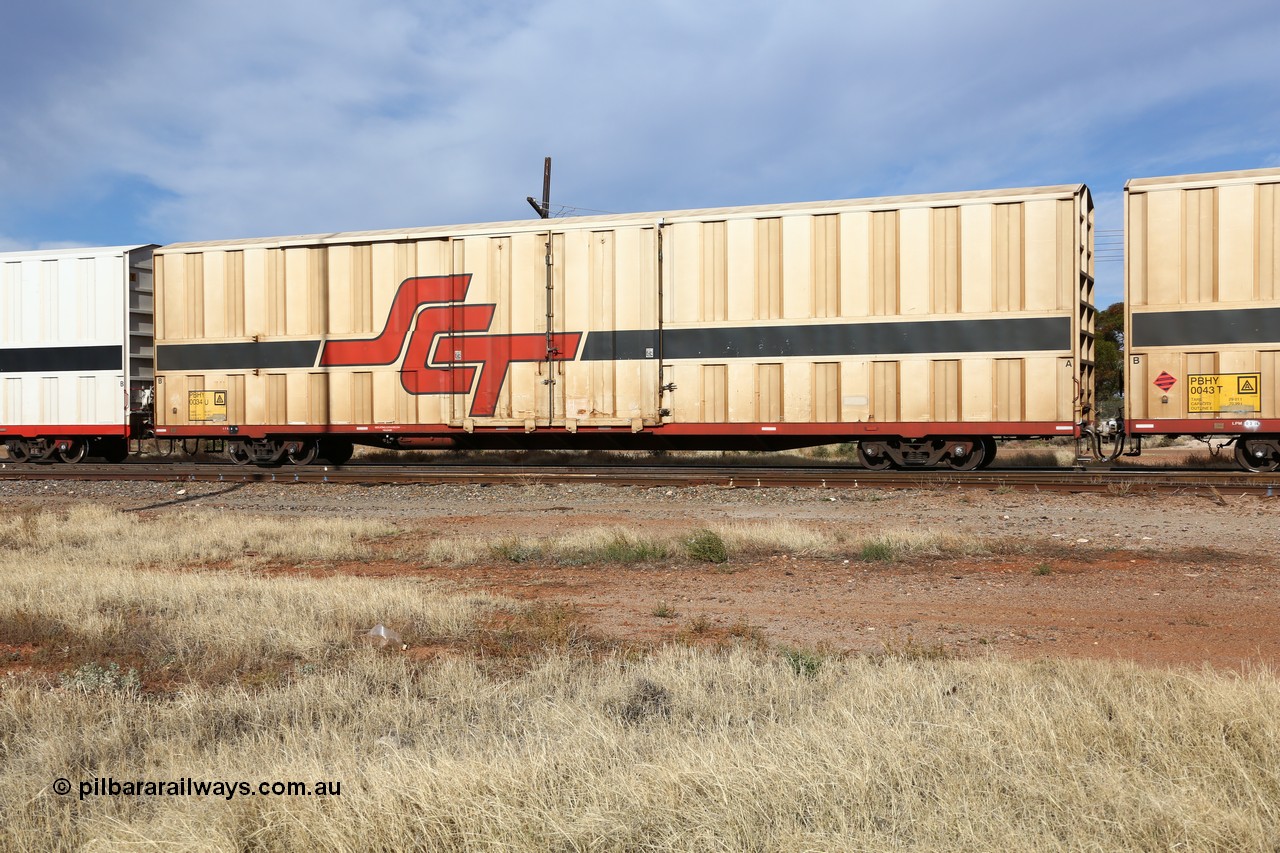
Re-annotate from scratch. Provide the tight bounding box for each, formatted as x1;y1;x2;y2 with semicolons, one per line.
1218;184;1254;303
1264;352;1280;418
726;219;755;323
837;211;870;318
959;204;993;314
898;208;930;316
1023;199;1063;312
781;215;812;321
1262;184;1280;301
960;359;993;422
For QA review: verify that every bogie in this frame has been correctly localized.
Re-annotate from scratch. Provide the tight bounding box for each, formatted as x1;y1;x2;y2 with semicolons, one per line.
855;437;992;470
1234;437;1280;473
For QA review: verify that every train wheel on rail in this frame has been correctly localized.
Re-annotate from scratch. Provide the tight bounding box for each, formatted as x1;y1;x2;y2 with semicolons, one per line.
225;442;252;466
1234;438;1280;472
319;438;354;465
856;441;893;470
286;440;319;466
977;437;998;469
94;438;130;464
945;438;986;471
6;441;31;463
57;441;87;464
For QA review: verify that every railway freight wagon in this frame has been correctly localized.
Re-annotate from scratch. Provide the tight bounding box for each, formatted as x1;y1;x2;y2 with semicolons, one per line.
0;245;157;463
151;185;1096;468
1124;167;1280;471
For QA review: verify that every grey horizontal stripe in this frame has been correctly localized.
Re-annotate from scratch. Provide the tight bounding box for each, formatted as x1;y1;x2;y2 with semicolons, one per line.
581;316;1070;361
1131;307;1280;348
157;340;322;371
0;345;122;373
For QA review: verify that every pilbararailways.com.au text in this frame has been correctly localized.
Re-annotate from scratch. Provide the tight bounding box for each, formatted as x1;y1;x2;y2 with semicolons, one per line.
56;777;342;801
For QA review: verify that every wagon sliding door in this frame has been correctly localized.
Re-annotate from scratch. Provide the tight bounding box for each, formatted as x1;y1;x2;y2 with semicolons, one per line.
446;226;654;430
558;225;661;430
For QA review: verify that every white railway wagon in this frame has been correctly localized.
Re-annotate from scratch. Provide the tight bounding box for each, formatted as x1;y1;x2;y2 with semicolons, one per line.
152;184;1094;468
0;245;156;462
1124;166;1280;471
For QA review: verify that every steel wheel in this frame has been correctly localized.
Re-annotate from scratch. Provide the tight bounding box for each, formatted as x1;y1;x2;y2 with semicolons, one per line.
7;441;31;463
225;442;252;466
946;439;986;471
1234;438;1280;473
977;437;998;469
857;441;893;470
319;439;354;465
286;440;319;466
57;441;87;464
96;439;130;464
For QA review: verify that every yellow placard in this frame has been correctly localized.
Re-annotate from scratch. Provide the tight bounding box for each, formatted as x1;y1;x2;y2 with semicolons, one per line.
1186;373;1261;413
188;390;228;422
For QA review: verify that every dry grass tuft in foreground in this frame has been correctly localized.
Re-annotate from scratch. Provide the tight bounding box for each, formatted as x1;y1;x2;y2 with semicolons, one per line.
408;521;996;568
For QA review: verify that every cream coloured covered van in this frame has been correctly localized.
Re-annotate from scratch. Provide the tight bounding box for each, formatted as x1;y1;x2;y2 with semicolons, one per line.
153;185;1094;468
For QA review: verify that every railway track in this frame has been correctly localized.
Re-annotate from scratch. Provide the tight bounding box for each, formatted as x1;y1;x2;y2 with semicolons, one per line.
2;460;1278;496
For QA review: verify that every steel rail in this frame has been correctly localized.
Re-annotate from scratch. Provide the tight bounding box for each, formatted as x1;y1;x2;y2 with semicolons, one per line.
1;461;1278;496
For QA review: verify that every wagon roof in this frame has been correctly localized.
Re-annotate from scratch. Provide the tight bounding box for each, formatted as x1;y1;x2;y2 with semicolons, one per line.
0;244;158;262
157;184;1088;253
1125;166;1280;192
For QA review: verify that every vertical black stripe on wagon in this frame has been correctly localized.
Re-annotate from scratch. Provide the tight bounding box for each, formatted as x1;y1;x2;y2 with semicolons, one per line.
580;316;1071;361
0;345;123;373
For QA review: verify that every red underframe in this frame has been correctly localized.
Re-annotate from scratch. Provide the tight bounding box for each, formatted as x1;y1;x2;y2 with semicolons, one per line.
0;425;130;439
151;421;1081;440
1126;418;1279;435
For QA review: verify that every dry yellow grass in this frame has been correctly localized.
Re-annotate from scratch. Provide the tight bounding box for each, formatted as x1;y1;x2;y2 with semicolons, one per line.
0;505;501;686
3;650;1278;851
1;507;1277;850
406;521;992;567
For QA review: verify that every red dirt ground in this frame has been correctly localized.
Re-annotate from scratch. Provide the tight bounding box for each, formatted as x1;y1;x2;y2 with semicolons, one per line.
268;546;1279;671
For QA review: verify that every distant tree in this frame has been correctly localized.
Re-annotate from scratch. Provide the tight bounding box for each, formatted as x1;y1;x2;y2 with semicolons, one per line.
1094;302;1124;415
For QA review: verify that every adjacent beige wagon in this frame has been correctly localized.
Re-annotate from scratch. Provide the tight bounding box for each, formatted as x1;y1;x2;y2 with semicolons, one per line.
1124;166;1280;471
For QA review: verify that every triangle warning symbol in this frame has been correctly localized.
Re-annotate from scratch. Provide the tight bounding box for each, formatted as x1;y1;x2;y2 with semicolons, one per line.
1238;377;1257;394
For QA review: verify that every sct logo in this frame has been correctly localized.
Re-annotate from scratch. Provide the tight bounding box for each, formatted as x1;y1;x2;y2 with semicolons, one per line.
320;275;582;418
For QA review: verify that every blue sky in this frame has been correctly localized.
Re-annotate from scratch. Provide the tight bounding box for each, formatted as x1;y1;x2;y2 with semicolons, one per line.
2;1;1279;306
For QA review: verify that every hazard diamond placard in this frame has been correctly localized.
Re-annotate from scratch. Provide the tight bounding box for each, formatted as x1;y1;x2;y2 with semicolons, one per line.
1187;373;1262;413
1153;371;1177;392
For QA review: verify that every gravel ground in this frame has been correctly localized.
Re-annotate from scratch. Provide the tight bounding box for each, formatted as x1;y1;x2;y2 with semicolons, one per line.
2;477;1277;554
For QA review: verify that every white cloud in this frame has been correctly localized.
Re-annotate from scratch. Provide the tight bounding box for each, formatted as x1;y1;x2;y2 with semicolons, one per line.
1;0;1278;250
